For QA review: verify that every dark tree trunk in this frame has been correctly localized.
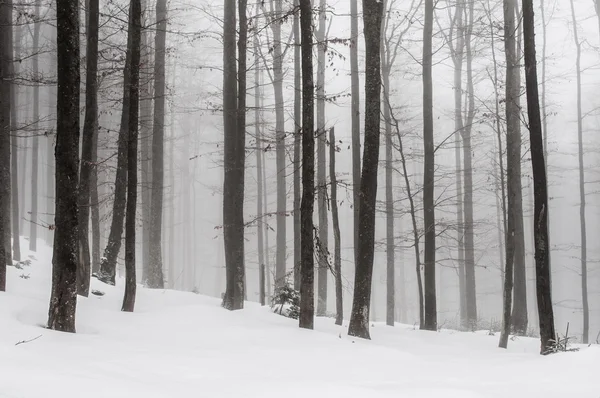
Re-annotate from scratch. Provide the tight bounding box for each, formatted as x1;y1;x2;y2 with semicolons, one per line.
2;5;9;261
293;0;302;290
569;0;588;344
521;0;556;354
222;0;245;310
10;22;21;263
122;0;141;312
0;0;11;287
47;0;80;332
422;0;436;331
316;0;328;316
350;0;360;267
148;0;167;288
98;20;133;285
299;0;315;330
77;0;99;297
330;127;343;326
499;0;518;349
347;0;383;340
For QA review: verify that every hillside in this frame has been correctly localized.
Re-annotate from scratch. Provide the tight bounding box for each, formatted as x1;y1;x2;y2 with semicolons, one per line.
1;241;598;398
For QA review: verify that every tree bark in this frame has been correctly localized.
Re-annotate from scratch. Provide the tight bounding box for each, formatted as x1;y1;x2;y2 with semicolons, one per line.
269;0;286;290
122;0;141;312
299;0;315;330
77;0;99;297
510;3;528;336
148;0;167;288
47;0;80;332
30;0;42;253
422;0;436;331
350;0;360;266
499;0;518;349
0;0;11;286
254;26;266;305
347;0;383;340
10;21;21;263
316;0;328;316
140;1;153;285
293;0;301;290
222;0;246;309
98;18;133;285
382;65;394;327
462;0;477;327
569;0;588;344
521;0;556;354
330;127;343;326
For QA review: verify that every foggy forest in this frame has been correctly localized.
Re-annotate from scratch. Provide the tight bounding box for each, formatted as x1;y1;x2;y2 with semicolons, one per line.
1;0;599;396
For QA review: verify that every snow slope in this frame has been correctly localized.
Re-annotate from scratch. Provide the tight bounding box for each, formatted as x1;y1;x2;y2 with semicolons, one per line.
1;241;599;398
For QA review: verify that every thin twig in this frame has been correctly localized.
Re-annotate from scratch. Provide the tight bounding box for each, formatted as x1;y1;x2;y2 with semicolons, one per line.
15;334;42;346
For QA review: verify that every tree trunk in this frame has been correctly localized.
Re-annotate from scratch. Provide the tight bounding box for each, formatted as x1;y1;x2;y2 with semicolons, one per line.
222;0;246;309
269;0;286;290
77;0;99;297
139;1;153;285
299;0;315;330
422;0;436;331
316;0;328;316
10;21;21;263
167;60;176;287
499;0;518;349
450;0;466;328
329;127;342;326
0;0;11;286
1;0;9;261
97;18;133;285
382;65;394;327
347;0;383;339
350;0;360;266
521;0;556;354
47;0;80;331
511;3;528;335
462;0;477;327
569;0;588;344
30;0;42;253
254;27;266;305
148;0;167;288
293;0;301;290
122;0;141;312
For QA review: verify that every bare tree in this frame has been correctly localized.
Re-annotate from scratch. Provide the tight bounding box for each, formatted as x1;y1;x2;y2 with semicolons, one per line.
348;0;383;339
316;0;328;316
30;0;42;253
10;20;21;263
123;0;142;312
148;0;168;288
422;0;436;331
0;0;11;286
521;0;556;354
350;0;360;265
293;0;301;290
499;0;518;349
222;0;246;310
569;0;588;344
299;0;315;330
77;0;100;297
47;0;80;332
330;127;342;325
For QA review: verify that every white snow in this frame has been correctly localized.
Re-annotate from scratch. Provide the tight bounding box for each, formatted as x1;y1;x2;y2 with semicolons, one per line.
1;240;599;398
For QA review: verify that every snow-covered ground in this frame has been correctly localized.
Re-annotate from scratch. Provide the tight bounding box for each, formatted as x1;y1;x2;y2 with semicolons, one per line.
1;240;599;398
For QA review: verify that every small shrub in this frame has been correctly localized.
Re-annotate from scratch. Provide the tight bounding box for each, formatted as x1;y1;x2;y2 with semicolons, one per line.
271;278;299;320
